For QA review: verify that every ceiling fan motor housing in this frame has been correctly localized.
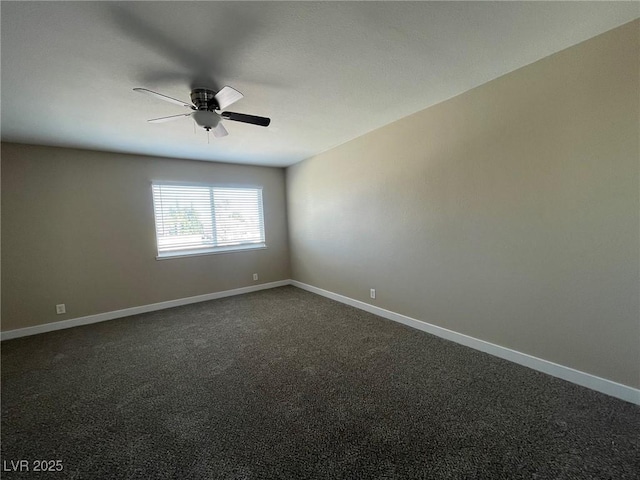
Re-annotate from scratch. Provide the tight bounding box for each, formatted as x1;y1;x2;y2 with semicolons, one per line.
190;88;218;111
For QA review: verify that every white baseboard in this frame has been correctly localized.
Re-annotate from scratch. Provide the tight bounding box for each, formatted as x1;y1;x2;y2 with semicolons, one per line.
290;280;640;406
3;278;638;405
0;280;290;341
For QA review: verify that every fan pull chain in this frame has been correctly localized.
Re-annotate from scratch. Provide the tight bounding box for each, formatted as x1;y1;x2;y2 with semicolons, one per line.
207;130;210;144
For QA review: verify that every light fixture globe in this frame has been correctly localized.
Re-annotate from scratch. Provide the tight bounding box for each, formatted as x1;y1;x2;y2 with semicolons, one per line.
192;110;220;131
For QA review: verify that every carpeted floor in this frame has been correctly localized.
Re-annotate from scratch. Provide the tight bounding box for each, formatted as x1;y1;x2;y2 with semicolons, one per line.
1;286;639;479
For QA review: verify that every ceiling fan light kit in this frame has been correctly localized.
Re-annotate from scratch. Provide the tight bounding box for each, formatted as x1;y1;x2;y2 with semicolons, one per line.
192;111;219;130
134;86;270;139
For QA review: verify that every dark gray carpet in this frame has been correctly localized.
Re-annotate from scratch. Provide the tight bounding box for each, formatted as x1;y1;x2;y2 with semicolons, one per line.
2;286;639;479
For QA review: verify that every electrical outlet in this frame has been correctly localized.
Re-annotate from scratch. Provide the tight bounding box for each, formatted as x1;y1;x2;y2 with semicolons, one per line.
56;304;66;315
370;289;376;299
253;273;259;281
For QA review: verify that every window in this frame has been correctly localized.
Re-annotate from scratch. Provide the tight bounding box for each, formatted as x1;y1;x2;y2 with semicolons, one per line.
151;183;266;258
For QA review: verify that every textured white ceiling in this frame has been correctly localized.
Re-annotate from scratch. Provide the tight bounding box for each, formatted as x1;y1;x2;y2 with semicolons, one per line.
1;2;638;167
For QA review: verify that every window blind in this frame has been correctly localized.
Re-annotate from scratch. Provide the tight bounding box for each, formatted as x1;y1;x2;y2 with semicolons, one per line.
152;183;265;257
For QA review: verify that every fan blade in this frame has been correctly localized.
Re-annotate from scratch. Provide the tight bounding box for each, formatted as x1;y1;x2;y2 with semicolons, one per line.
212;123;228;138
211;86;243;110
148;113;193;123
221;111;270;127
134;88;193;108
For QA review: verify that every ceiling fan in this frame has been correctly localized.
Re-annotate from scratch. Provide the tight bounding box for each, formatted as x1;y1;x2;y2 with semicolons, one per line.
134;86;270;138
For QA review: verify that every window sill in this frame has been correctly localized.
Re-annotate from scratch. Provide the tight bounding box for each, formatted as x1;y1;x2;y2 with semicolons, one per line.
156;244;266;260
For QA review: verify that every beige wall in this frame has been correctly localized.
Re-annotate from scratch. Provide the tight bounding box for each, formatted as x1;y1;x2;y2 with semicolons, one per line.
287;21;640;388
1;143;290;331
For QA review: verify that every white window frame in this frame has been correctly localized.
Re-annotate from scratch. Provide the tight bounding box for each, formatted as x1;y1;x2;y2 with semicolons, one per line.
151;181;266;260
